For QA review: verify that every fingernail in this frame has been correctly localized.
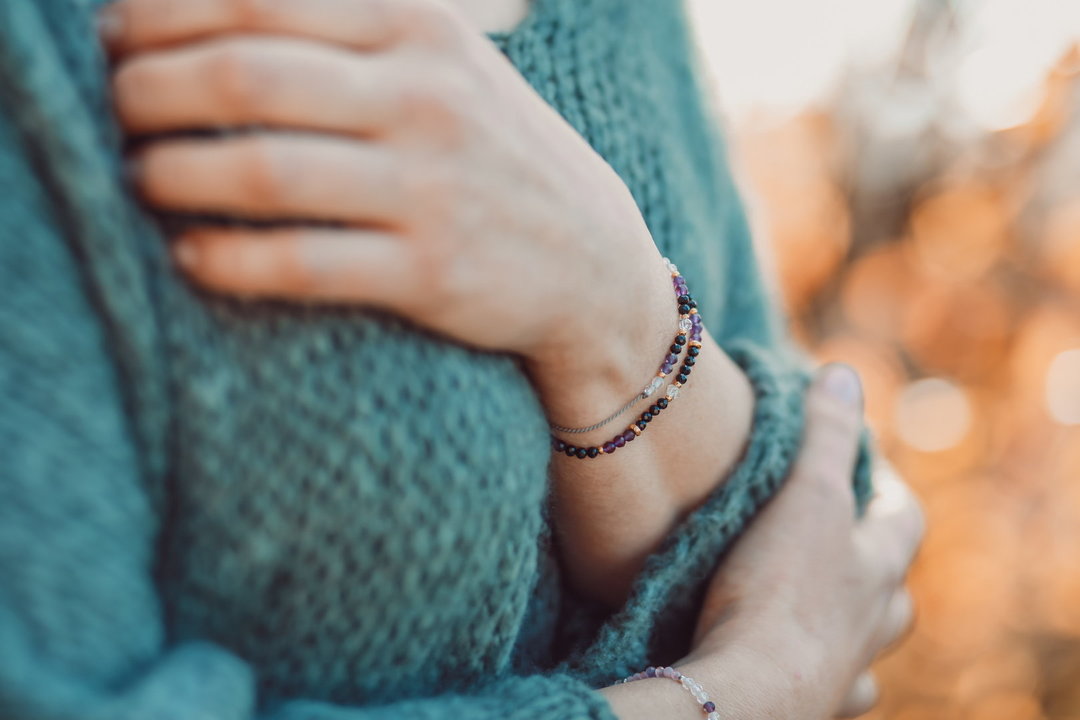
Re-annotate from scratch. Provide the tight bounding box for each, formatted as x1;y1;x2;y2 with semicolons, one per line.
172;240;199;272
817;363;862;409
96;5;124;45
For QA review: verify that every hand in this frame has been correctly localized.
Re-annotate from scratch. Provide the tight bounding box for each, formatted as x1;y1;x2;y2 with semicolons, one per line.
102;0;669;376
673;365;922;719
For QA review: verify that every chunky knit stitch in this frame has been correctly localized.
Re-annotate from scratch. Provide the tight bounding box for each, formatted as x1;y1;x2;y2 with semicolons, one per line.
0;0;871;718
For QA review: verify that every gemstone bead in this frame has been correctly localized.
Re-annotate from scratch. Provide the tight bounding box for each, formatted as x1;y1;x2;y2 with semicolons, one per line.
587;447;600;458
645;667;656;678
641;412;653;423
678;304;692;314
688;346;700;357
657;398;669;409
575;448;588;459
649;404;661;415
553;439;567;452
669;344;681;355
644;376;664;397
603;442;616;454
675;335;687;346
636;420;648;430
614;436;626;448
666;385;680;400
684;356;696;366
623;429;636;442
703;701;716;713
666;353;679;365
565;446;577;457
677;373;689;384
677;294;691;305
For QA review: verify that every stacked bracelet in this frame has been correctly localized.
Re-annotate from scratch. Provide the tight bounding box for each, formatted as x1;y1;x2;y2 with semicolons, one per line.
619;665;719;720
550;258;704;459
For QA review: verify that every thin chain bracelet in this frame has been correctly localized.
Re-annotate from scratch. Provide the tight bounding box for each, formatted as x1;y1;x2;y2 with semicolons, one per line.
551;258;704;459
549;257;692;435
619;665;720;719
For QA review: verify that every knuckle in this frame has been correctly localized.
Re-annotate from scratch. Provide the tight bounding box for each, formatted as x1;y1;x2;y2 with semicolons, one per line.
396;73;467;139
210;42;270;116
395;0;461;47
238;137;289;205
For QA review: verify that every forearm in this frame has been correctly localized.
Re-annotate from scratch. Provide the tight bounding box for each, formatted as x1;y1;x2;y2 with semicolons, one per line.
529;247;756;606
599;651;809;720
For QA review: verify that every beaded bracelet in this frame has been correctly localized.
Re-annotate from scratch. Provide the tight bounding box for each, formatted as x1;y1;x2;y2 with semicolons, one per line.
619;665;720;719
551;258;703;459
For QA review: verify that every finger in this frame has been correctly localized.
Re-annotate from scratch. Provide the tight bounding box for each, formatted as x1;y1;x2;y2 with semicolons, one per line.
100;0;456;56
837;672;878;718
876;588;915;654
787;364;865;512
114;37;400;136
136;134;402;223
173;227;410;304
857;474;925;585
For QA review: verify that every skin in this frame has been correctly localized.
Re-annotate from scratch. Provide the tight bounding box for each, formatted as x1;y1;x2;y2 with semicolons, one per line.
102;0;756;605
98;1;925;715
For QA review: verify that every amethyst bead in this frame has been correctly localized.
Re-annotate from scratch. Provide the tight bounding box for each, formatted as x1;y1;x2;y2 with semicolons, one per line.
666;353;679;365
603;441;616;454
614;436;626;448
623;429;636;442
703;702;716;713
645;667;656;678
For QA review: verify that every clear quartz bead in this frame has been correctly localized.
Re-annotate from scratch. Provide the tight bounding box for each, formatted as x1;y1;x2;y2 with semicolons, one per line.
679;318;693;332
666;384;680;400
643;377;663;397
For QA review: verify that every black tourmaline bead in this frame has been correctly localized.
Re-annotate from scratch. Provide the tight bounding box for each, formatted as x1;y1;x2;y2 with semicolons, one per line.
575;447;589;459
684;356;696;367
641;412;654;423
649;404;661;415
689;299;698;309
678;304;692;315
636;420;648;430
677;373;689;384
565;445;577;457
670;344;681;355
688;346;700;357
681;365;693;376
677;294;691;305
675;335;687;346
586;447;600;459
554;439;568;452
657;398;670;409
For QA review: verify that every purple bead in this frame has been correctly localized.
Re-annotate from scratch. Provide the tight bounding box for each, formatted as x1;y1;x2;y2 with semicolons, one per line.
645;667;656;678
603;441;616;454
703;702;716;713
666;353;679;364
614;436;626;448
691;314;703;325
622;429;636;442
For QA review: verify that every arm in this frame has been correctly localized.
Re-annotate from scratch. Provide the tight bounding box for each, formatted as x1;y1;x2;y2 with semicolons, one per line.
100;0;759;606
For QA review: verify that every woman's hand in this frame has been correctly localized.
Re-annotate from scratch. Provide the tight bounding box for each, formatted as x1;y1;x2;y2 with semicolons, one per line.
602;365;925;719
102;0;671;379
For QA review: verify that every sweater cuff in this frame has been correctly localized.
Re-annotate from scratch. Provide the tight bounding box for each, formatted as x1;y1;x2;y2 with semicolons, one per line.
557;339;873;686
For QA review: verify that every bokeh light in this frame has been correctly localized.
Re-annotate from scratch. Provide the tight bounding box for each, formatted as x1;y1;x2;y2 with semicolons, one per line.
690;0;1080;716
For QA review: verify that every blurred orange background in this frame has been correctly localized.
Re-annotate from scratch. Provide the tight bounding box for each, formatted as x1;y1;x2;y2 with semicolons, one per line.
690;1;1080;717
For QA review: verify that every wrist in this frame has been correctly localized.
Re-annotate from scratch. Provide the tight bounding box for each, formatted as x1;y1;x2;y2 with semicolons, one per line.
525;246;674;439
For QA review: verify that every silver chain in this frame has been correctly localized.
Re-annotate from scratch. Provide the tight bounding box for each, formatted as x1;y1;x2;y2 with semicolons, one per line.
549;389;648;435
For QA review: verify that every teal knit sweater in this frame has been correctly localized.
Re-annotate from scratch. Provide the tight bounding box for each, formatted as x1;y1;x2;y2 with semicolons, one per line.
0;0;870;718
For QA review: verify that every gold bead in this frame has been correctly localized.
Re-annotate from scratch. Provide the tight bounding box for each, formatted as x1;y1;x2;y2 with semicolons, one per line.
631;424;643;436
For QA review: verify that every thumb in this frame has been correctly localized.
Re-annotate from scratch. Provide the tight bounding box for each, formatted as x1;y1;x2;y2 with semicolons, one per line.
792;364;865;498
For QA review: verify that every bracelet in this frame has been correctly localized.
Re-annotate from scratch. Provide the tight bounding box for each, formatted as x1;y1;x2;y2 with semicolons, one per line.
619;665;719;719
550;258;704;459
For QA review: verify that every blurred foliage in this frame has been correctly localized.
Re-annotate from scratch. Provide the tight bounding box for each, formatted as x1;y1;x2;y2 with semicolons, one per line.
721;2;1080;716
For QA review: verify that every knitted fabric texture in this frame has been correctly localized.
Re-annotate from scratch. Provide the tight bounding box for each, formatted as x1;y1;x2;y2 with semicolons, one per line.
0;0;871;718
